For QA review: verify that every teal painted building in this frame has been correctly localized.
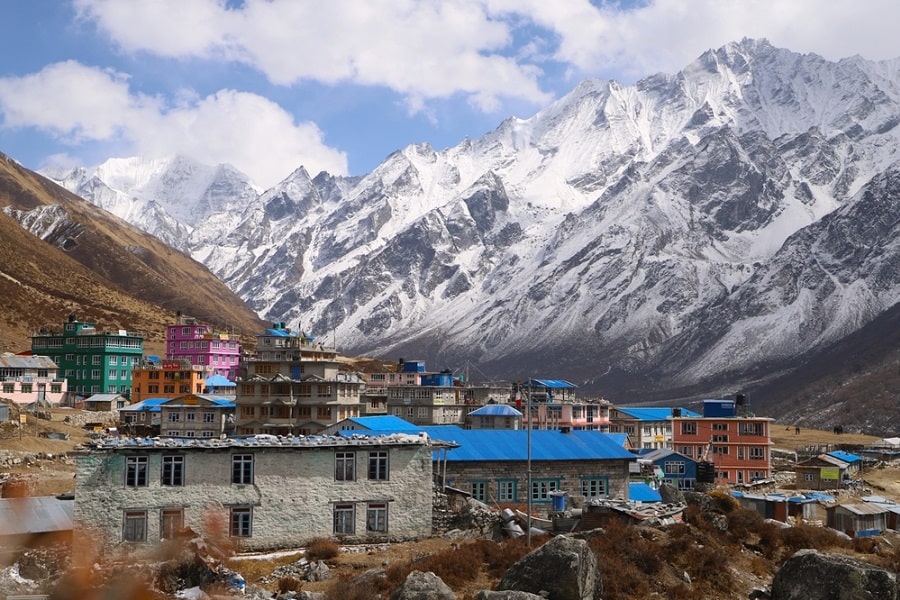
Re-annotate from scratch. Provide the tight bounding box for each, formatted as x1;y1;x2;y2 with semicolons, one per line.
31;315;144;399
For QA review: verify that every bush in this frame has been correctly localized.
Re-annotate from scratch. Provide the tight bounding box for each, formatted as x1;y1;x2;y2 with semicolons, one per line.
277;576;303;593
305;537;340;561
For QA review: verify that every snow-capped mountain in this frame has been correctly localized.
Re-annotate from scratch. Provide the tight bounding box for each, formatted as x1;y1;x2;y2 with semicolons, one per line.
43;38;900;398
44;156;261;251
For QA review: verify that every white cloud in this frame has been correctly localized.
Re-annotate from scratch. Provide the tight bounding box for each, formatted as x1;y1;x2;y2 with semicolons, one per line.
74;0;553;110
487;0;900;83
0;62;347;188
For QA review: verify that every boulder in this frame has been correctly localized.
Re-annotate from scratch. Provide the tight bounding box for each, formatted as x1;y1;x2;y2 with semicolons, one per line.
657;482;685;505
496;535;599;600
389;570;455;600
771;549;898;600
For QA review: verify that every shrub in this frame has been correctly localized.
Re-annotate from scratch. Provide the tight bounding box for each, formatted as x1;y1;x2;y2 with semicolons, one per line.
305;537;340;561
324;577;381;600
277;576;303;593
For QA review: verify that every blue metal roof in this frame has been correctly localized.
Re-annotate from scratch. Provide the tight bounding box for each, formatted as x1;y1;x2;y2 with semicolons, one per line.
629;482;662;502
346;416;422;431
605;433;629;447
616;407;701;420
205;374;236;387
347;426;635;462
827;450;862;463
468;404;522;417
119;397;169;412
528;379;577;389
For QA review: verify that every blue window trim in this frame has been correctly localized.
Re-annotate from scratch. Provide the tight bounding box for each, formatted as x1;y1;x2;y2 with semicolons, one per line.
579;476;609;498
531;478;561;502
497;478;518;502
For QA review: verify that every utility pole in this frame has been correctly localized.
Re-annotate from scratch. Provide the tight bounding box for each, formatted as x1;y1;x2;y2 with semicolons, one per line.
526;380;533;547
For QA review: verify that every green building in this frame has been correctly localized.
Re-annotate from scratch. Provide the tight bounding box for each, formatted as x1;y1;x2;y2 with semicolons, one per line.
31;315;144;398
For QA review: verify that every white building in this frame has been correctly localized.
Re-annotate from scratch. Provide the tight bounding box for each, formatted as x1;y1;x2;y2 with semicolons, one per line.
74;433;436;552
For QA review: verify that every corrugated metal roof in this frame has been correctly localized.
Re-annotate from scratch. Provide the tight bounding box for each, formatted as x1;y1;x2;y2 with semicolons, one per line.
347;416;422;431
205;374;236;387
0;354;58;369
835;503;889;516
528;379;577;389
616;407;701;420
629;482;662;502
467;404;522;417
0;496;73;536
827;450;862;463
605;433;629;447
118;398;169;412
352;426;635;462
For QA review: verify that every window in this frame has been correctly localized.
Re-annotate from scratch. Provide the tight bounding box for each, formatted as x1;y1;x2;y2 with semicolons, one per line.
680;422;697;435
581;477;607;498
92;355;101;365
664;461;686;474
712;434;728;443
531;479;559;502
125;456;148;487
713;446;729;455
160;508;184;540
230;507;252;537
161;456;184;486
203;412;215;423
749;447;766;460
678;446;693;458
739;422;765;436
712;423;728;431
334;504;355;534
109;356;118;365
471;481;487;502
168;413;181;422
804;472;814;481
368;451;389;480
498;479;517;502
335;451;355;481
232;454;253;484
366;503;388;533
186;412;195;421
123;510;147;542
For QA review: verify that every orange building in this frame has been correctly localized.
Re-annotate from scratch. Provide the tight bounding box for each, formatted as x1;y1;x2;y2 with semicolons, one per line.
671;398;773;486
131;358;208;402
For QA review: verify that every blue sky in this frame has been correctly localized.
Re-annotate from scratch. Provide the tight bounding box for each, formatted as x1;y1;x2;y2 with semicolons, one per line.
2;0;900;189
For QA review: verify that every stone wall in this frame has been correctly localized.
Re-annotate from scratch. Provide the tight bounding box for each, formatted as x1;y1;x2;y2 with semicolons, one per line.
442;459;631;509
74;441;434;552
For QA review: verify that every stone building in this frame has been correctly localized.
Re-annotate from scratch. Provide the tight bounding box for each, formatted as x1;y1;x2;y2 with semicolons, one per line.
336;421;635;510
73;433;436;552
235;323;363;435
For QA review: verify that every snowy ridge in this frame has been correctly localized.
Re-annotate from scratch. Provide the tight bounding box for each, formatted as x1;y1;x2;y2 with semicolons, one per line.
39;38;900;396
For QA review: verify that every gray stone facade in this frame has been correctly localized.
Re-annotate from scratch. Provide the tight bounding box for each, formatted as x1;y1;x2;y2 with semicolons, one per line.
74;435;434;552
441;459;631;509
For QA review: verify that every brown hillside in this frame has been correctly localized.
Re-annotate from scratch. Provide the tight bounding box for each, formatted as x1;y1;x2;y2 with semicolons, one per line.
0;152;266;353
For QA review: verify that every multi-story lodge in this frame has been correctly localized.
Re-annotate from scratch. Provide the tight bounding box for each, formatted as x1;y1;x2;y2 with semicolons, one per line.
158;393;236;438
671;398;773;485
358;360;424;415
234;323;363;435
0;353;68;405
131;358;208;403
609;407;701;450
517;379;611;431
166;315;241;379
73;433;435;552
31;315;143;398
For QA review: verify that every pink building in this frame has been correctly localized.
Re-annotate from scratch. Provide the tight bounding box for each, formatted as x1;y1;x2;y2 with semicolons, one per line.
165;316;241;379
0;353;68;405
